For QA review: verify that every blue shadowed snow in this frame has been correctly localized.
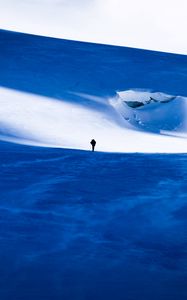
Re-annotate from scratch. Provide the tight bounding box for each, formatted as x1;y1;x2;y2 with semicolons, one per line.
0;141;187;300
1;29;187;102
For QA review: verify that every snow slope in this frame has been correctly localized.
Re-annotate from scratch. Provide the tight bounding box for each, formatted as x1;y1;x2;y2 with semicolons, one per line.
0;30;187;152
1;87;187;152
1;0;187;54
1;29;187;300
0;141;187;300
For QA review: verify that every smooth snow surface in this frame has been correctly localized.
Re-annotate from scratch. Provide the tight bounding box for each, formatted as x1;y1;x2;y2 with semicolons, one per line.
1;0;187;54
1;87;187;152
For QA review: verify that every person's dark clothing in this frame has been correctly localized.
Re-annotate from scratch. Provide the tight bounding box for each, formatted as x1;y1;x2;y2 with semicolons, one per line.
90;139;96;151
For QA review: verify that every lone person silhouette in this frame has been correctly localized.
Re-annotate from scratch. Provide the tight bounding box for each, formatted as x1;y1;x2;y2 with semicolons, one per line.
90;139;96;152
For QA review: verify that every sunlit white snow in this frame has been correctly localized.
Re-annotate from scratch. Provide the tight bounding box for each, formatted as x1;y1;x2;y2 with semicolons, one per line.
112;90;187;135
0;87;187;153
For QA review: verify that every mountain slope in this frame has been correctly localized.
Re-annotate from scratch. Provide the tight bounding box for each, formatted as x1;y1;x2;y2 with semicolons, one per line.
0;30;187;152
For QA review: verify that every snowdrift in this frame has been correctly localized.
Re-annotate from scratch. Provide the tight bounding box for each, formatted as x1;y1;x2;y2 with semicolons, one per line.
112;90;187;136
0;87;187;153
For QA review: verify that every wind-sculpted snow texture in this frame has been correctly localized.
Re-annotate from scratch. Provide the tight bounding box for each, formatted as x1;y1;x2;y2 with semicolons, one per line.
113;90;187;136
0;141;187;300
0;30;187;152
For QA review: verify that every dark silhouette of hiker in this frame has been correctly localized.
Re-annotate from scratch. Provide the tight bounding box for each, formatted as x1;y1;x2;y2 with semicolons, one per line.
90;139;96;151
